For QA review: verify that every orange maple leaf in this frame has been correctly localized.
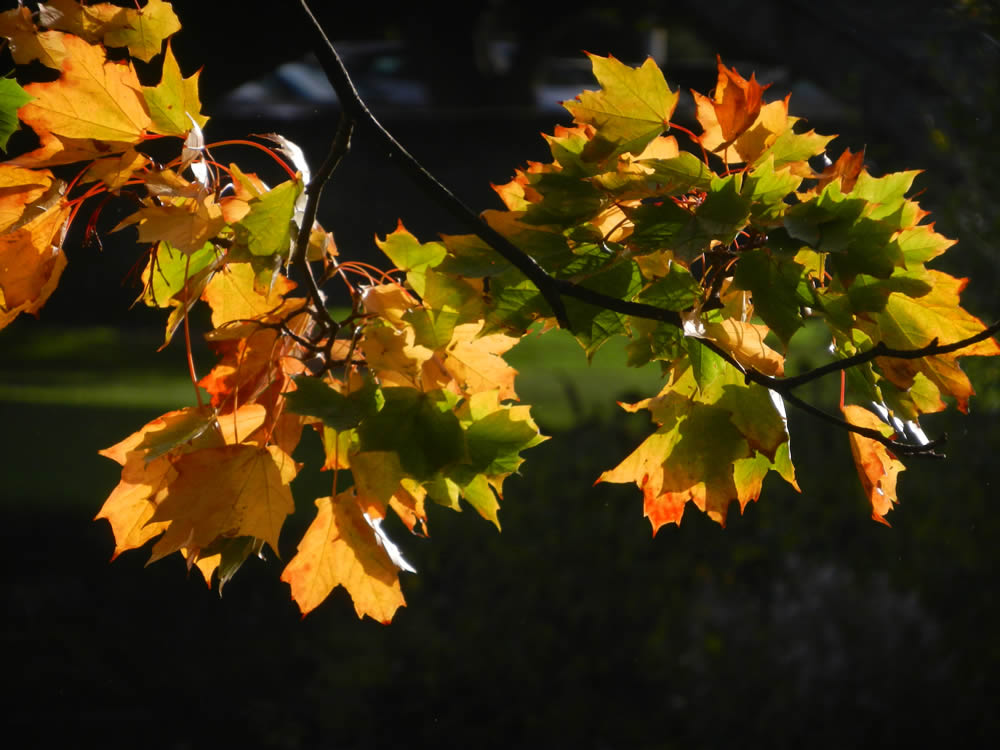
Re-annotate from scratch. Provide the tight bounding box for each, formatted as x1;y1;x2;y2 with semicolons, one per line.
693;59;787;165
817;147;867;193
842;405;905;525
281;490;408;622
18;33;151;144
147;444;297;562
96;407;215;559
0;165;54;233
0;197;71;329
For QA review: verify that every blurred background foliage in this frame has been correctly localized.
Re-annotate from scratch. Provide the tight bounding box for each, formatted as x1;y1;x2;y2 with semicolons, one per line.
2;0;999;746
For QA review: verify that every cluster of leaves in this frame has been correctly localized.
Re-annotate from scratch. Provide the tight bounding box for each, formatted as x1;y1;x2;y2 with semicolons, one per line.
1;1;997;622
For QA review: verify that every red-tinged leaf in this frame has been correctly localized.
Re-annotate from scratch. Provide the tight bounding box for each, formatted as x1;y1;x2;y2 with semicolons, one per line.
818;147;866;193
865;270;1000;412
708;57;770;144
281;491;407;622
694;60;789;165
842;405;905;525
0;197;70;329
19;33;151;143
597;392;750;533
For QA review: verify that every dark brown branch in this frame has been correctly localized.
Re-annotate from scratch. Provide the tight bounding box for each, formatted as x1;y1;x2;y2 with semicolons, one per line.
298;0;571;327
295;0;993;460
290;112;354;331
774;320;1000;390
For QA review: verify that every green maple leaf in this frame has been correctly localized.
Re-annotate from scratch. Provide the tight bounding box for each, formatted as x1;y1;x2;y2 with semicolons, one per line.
235;178;302;257
0;77;32;151
563;53;678;162
141;40;208;136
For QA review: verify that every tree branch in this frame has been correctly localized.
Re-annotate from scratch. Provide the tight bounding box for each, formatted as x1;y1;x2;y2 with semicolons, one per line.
298;0;571;327
291;111;354;327
295;0;994;460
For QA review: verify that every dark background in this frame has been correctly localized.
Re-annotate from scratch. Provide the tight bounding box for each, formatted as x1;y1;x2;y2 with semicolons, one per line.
3;1;1000;747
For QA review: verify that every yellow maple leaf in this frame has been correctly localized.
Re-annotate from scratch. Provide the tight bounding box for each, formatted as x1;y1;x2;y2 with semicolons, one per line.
281;490;407;622
114;194;226;254
81;147;149;192
141;39;208;136
704;318;785;376
201;261;297;329
0;8;66;69
439;322;520;400
102;0;181;62
19;33;151;143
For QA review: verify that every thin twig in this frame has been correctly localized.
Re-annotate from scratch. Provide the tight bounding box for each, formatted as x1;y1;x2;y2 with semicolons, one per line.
294;0;996;460
298;0;570;328
290;112;354;330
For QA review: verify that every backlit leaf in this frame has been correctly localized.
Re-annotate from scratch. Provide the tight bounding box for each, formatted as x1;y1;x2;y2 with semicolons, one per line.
19;33;151;143
141;39;208;136
281;491;407;622
563;53;678;161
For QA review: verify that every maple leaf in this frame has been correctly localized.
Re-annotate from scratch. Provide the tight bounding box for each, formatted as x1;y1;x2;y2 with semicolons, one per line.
563;53;678;162
0;197;70;329
281;491;408;622
597;364;793;533
437;322;521;401
703;318;785;376
147;444;297;562
707;57;770;144
101;0;181;62
81;147;149;192
0;165;54;232
141;40;208;136
202;261;298;329
115;194;226;254
0;77;33;151
693;59;790;165
818;147;867;193
38;0;180;62
862;270;1000;412
19;33;151;144
6;131;138;169
95;406;215;559
234;179;303;258
0;7;66;69
842;405;905;525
